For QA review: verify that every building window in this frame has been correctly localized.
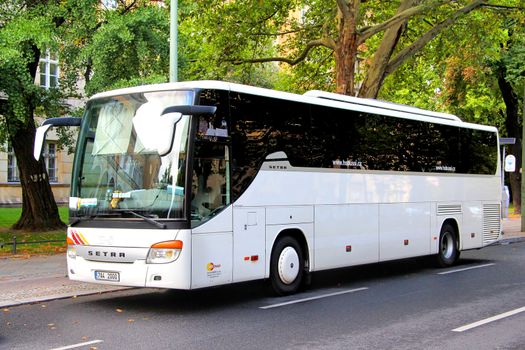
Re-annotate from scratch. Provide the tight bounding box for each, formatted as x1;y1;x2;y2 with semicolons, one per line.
39;51;59;89
101;0;117;9
7;145;19;182
44;143;58;182
7;143;58;183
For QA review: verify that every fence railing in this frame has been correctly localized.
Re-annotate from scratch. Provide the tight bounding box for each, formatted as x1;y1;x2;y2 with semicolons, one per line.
0;236;65;254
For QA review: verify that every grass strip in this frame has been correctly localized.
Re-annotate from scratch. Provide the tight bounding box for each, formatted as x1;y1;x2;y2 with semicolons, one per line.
0;206;68;256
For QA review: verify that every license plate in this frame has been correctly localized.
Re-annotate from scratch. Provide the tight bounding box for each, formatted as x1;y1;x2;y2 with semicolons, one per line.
94;271;120;282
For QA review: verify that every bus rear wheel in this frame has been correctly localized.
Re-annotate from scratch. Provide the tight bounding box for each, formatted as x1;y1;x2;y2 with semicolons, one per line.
435;223;460;267
270;236;304;295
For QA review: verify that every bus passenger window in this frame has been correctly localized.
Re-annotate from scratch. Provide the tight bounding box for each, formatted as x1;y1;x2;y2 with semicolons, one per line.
191;142;230;224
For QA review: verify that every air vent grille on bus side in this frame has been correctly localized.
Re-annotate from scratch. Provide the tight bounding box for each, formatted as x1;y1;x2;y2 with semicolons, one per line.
437;204;462;216
483;204;501;245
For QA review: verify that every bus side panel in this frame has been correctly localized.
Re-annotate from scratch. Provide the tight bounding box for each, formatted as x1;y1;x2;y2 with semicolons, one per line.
191;232;233;289
232;207;266;283
379;203;431;261
314;204;379;271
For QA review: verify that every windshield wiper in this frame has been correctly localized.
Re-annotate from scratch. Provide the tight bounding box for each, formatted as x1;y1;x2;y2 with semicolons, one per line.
70;211;166;229
69;213;121;226
123;210;167;229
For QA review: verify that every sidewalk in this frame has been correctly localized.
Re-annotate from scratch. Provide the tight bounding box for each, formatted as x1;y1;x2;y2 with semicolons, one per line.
500;216;525;240
0;219;524;308
0;254;128;308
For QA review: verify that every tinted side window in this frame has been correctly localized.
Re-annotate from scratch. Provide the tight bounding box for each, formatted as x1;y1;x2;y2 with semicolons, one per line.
309;106;494;174
197;89;230;141
229;93;310;200
191;142;230;226
309;105;366;169
459;129;498;174
227;91;497;194
365;115;461;173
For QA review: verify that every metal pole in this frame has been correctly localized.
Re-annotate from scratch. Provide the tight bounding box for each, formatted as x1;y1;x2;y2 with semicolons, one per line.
521;83;525;231
169;0;178;83
12;235;16;255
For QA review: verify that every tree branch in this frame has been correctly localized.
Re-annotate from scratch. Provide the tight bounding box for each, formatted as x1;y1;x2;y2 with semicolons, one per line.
480;4;524;10
252;24;323;37
228;38;336;66
358;0;452;44
385;0;486;75
336;0;350;19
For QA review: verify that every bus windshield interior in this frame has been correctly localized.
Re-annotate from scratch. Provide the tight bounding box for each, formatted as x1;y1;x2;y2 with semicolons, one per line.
71;90;194;220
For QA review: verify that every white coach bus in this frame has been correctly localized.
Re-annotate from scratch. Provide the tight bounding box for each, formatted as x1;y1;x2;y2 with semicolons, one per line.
34;81;501;295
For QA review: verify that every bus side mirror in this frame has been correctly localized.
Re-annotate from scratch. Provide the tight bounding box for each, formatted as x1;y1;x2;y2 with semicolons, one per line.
151;105;217;156
161;105;217;117
34;124;53;161
505;154;516;172
33;117;82;160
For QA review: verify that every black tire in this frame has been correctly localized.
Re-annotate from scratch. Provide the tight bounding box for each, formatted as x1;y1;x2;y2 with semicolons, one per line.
435;223;460;267
269;236;304;296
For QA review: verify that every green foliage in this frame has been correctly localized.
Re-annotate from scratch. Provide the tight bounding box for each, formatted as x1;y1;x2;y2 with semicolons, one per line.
0;3;58;138
502;32;525;92
83;6;170;95
379;2;523;129
179;0;286;86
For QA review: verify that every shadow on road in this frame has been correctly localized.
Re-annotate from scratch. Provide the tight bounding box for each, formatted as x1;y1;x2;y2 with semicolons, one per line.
75;254;495;314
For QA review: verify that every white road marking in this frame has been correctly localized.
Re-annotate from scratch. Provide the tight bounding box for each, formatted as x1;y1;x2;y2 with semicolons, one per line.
437;263;495;275
260;287;368;310
452;306;525;332
49;340;104;350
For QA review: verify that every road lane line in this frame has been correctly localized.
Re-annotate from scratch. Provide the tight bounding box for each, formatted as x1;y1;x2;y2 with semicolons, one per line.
452;306;525;332
49;340;103;350
259;287;368;310
437;263;495;275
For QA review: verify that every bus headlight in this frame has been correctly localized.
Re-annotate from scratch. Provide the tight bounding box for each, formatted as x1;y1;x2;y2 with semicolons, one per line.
147;240;183;264
66;237;76;259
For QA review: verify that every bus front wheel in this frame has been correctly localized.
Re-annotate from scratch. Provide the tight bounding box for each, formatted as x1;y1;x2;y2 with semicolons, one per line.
435;223;460;267
270;236;304;295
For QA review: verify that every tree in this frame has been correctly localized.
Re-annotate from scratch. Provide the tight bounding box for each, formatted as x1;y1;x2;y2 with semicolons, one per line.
380;4;524;212
0;0;170;231
498;28;525;213
191;0;523;99
178;0;282;87
0;1;65;230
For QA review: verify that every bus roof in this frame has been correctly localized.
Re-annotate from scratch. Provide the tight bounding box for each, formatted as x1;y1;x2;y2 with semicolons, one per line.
303;90;461;122
91;80;498;131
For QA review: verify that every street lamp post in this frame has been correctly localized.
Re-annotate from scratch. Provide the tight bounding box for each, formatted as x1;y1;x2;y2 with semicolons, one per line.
521;83;525;231
169;0;178;83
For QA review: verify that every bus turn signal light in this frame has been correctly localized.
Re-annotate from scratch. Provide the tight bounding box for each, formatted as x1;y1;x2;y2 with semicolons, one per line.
151;240;183;250
66;237;77;259
147;240;183;264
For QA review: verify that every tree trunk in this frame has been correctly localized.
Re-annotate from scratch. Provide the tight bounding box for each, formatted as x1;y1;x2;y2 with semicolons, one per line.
358;0;417;98
496;63;521;214
10;119;66;231
335;19;358;96
7;42;66;231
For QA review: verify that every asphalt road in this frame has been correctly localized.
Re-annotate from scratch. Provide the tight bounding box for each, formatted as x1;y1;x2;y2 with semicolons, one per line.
2;241;525;350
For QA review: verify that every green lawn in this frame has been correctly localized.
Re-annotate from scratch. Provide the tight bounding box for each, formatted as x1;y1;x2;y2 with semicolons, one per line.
0;206;69;256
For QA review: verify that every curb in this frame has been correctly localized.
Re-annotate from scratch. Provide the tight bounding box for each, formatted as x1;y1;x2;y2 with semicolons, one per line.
496;237;525;245
0;286;131;309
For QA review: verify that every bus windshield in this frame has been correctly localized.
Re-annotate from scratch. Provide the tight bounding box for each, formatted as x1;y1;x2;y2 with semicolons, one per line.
70;90;194;220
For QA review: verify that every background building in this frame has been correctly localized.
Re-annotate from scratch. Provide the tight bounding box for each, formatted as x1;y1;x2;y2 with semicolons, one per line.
0;52;78;206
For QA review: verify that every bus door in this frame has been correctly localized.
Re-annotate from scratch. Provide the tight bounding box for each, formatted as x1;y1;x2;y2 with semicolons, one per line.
233;207;266;282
